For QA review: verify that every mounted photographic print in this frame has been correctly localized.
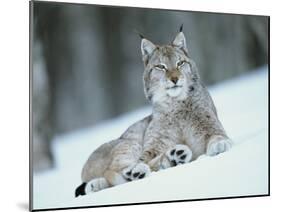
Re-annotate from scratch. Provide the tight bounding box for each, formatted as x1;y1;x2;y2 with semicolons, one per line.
30;0;270;211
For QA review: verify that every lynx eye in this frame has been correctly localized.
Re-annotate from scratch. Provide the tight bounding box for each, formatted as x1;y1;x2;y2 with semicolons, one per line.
177;60;186;67
155;64;167;71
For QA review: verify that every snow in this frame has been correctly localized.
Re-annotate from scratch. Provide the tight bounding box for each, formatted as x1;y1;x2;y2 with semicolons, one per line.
33;66;269;210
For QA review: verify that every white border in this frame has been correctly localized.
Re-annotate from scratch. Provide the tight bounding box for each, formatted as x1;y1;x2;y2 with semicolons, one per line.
0;0;279;212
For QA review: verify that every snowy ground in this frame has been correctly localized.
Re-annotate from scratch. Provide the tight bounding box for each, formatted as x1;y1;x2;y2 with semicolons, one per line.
33;67;269;210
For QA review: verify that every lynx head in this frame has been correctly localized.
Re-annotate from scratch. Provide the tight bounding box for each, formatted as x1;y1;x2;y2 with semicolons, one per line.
141;27;199;104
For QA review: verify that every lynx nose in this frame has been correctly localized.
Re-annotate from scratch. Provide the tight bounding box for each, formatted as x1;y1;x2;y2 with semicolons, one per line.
171;77;178;84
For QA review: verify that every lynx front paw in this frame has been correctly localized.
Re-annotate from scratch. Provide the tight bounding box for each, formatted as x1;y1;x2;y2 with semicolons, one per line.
122;162;151;181
161;144;192;169
206;138;232;156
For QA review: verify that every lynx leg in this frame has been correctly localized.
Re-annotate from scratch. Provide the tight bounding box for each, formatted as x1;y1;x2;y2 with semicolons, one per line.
206;135;232;156
104;169;127;186
147;154;165;171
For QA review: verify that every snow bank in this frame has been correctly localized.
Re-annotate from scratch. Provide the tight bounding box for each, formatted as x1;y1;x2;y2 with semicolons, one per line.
33;67;268;210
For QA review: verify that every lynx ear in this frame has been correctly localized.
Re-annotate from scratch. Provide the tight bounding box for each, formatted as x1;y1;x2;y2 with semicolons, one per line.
141;38;156;65
172;32;188;56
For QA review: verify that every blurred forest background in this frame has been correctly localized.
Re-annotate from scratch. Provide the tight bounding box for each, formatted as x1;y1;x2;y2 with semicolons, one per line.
32;1;268;172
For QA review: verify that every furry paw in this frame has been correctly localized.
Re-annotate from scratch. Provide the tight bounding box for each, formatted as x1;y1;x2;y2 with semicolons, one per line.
161;144;192;169
206;138;232;156
122;162;151;181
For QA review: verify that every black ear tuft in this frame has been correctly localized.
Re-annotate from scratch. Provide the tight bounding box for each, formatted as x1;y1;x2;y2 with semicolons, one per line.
138;33;145;39
133;29;145;39
75;182;87;197
179;24;184;32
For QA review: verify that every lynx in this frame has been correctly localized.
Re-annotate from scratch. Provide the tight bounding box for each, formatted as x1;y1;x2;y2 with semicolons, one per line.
75;26;232;197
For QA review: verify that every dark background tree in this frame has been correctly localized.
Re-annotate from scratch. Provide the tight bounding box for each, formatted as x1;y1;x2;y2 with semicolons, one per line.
32;1;268;172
